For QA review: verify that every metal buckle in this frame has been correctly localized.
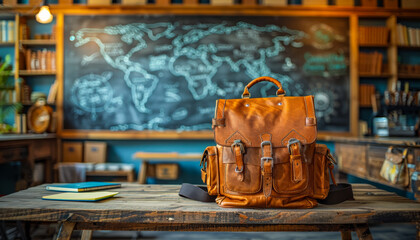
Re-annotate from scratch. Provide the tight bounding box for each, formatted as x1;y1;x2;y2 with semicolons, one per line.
231;140;245;154
235;166;244;173
287;138;301;154
260;141;272;156
260;157;273;169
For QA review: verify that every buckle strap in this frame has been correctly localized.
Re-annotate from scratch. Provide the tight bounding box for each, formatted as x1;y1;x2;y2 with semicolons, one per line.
260;134;273;198
288;138;303;183
231;140;245;181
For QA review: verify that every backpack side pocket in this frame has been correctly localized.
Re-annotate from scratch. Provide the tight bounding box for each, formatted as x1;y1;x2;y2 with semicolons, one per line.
201;146;219;196
312;144;332;199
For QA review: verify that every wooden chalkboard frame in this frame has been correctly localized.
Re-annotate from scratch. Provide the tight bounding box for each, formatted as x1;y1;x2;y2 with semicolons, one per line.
56;7;359;139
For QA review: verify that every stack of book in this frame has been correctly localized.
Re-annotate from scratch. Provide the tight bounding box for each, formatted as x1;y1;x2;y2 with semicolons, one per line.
42;182;121;202
0;20;15;43
359;52;383;75
396;24;420;46
359;26;389;45
359;84;376;107
24;49;56;71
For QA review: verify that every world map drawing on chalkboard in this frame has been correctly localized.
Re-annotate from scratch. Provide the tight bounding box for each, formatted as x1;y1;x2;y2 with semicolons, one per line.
63;16;350;132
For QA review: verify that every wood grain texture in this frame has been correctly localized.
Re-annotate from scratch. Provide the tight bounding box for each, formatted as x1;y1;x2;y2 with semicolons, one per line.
56;222;75;240
0;184;418;228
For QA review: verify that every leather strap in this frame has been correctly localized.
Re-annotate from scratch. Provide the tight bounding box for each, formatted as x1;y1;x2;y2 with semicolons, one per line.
288;139;303;183
231;140;245;182
318;183;354;205
179;183;216;202
260;134;273;197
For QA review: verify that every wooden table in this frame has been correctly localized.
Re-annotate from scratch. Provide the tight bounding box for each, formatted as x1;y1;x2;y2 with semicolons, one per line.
0;184;419;240
133;152;202;183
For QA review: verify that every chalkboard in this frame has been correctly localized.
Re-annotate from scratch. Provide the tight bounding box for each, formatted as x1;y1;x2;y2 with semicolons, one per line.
63;15;350;132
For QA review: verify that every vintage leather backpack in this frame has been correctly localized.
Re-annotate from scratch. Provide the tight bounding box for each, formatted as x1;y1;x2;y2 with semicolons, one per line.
180;76;353;208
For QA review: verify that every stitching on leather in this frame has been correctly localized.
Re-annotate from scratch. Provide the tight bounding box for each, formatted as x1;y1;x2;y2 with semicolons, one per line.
281;129;307;146
225;130;251;145
304;97;308;118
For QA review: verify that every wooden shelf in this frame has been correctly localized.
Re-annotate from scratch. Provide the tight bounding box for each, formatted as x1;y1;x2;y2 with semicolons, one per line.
397;45;420;49
0;42;15;46
359;43;390;47
20;40;56;46
359;73;393;78
398;74;420;79
19;70;56;76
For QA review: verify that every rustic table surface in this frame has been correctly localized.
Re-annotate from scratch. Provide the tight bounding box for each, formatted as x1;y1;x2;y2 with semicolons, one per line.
0;183;419;240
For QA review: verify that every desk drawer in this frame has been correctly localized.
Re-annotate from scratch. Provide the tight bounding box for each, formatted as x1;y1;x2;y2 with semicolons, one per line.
0;147;28;163
33;140;52;159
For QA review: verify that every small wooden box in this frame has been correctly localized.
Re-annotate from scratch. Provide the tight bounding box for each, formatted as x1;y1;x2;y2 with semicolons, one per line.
361;0;377;7
211;0;234;5
241;0;256;5
261;0;287;6
384;0;398;8
2;0;17;6
87;0;111;5
302;0;328;6
121;0;147;4
335;0;354;7
155;0;170;5
155;163;179;180
84;141;107;163
58;0;73;5
62;142;83;163
401;0;420;8
183;0;199;4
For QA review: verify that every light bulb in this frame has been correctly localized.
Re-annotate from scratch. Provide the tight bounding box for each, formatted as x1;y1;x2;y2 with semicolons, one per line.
36;6;53;24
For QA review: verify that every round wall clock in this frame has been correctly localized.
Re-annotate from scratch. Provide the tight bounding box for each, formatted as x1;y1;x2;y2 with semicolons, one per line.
27;99;53;134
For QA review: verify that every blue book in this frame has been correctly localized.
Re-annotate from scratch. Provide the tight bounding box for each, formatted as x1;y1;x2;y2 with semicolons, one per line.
46;182;121;192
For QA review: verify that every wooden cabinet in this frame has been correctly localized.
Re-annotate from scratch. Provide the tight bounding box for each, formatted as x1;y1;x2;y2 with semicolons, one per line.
0;134;57;191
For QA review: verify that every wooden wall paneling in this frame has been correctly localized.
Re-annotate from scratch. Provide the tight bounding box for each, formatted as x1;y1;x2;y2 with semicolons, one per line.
350;14;359;136
386;15;397;91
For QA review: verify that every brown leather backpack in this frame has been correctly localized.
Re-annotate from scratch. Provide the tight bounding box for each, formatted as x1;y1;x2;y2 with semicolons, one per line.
198;76;345;208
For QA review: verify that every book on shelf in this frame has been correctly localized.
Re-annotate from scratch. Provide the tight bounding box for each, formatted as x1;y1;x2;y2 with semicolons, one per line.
0;20;15;43
359;84;376;107
359;26;389;45
359;51;383;75
397;24;420;46
46;182;121;192
42;192;119;202
47;79;58;104
24;49;56;72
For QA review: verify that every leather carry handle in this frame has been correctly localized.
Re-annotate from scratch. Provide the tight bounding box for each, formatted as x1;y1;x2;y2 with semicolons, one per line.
241;76;286;98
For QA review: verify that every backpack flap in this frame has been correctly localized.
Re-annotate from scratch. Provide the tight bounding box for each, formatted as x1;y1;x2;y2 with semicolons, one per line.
213;95;317;148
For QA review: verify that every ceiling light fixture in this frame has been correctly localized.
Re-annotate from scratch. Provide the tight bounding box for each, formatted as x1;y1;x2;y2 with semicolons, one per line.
36;1;53;24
